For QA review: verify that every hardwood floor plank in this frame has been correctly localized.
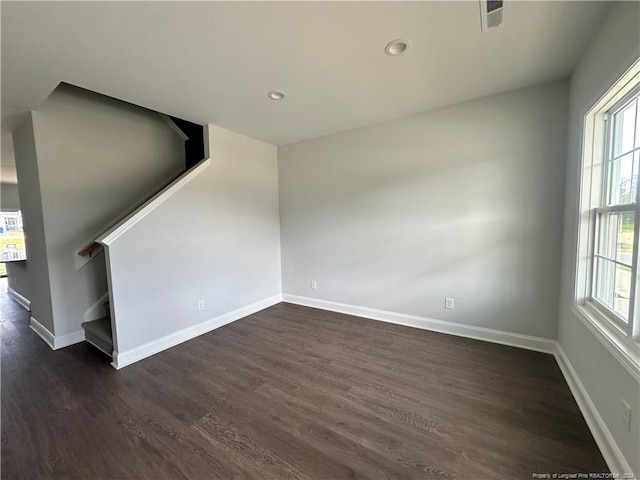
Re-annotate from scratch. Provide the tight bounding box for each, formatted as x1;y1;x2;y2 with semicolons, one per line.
1;293;608;479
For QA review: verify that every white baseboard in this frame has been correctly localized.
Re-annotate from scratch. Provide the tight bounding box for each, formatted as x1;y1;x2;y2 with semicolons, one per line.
282;294;556;354
554;344;635;477
7;287;30;311
29;316;85;350
29;317;55;349
111;294;283;369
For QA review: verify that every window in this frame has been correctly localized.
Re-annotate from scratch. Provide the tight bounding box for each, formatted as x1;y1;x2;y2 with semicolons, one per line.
0;211;27;276
576;60;640;377
592;91;640;326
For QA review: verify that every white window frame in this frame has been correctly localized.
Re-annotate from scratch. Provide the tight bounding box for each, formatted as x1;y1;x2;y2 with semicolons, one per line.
574;58;640;382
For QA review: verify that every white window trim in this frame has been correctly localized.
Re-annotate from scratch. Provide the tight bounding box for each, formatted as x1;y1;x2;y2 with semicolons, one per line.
574;58;640;383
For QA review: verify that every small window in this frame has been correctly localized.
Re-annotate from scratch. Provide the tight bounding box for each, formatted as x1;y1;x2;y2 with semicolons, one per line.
0;211;26;276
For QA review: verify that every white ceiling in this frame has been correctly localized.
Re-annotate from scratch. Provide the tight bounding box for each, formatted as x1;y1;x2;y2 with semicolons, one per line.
2;1;609;146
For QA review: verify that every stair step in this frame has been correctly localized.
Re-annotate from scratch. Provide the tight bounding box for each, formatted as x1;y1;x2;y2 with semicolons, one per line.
81;317;113;357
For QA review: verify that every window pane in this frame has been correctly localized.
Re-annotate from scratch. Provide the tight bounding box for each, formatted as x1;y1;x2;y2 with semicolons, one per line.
617;212;634;264
612;100;637;157
598;212;617;259
0;212;26;264
614;264;631;322
607;152;635;205
594;257;632;324
597;212;635;265
595;257;615;307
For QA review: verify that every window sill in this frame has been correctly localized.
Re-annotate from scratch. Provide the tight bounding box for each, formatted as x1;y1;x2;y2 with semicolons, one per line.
572;302;640;382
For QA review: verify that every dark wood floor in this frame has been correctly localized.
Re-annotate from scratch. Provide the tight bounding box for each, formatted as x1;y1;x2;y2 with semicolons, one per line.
1;288;607;479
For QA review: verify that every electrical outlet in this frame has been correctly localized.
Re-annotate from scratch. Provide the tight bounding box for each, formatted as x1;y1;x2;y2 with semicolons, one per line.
622;400;632;432
445;297;454;310
311;280;317;290
198;299;205;311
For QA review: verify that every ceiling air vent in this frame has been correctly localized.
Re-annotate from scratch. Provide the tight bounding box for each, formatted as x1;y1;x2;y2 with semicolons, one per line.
480;0;504;31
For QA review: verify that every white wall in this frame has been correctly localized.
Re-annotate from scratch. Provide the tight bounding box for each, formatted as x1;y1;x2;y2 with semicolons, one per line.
105;124;282;358
279;80;568;339
29;84;185;336
1;132;18;185
1;183;20;211
1;133;19;209
12;116;54;330
6;261;30;302
558;2;640;476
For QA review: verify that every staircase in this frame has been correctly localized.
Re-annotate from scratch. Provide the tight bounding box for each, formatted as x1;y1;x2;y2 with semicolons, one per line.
81;301;113;357
76;114;208;363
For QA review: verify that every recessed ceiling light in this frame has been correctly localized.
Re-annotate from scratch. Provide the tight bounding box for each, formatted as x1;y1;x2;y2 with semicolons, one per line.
267;90;285;100
385;39;410;56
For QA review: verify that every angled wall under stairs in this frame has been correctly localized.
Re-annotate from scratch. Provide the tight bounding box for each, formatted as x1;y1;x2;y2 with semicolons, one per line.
73;104;208;358
97;125;281;368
